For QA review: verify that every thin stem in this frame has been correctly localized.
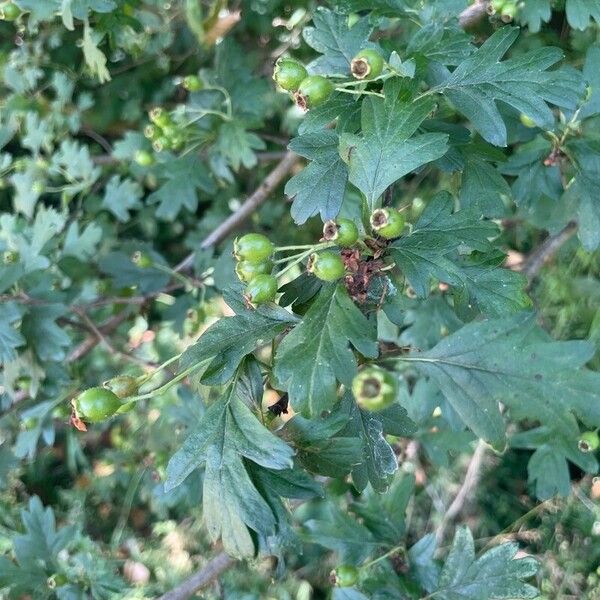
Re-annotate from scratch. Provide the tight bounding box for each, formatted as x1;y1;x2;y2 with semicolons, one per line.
276;248;314;280
361;545;405;570
110;467;146;549
126;362;203;402
336;87;385;98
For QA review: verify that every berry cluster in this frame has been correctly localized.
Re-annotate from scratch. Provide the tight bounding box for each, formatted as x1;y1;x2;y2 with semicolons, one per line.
273;47;386;111
144;107;185;153
233;207;407;305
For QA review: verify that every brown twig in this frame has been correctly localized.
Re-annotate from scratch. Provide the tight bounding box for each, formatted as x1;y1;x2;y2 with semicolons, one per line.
175;150;298;272
521;222;578;283
156;552;235;600
458;0;490;29
436;439;488;543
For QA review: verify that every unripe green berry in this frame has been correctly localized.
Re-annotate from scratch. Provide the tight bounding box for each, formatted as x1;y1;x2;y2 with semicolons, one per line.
519;113;537;128
489;0;505;13
352;366;397;411
1;2;21;21
273;58;308;92
294;75;333;110
74;387;123;423
351;48;384;80
131;251;153;268
144;125;157;139
183;75;203;92
149;107;172;128
134;150;154;166
500;3;518;22
330;565;359;587
370;208;405;239
152;137;170;152
244;274;278;305
235;259;274;283
2;250;19;264
233;233;274;264
102;376;140;399
307;251;345;282
579;431;600;453
322;218;359;247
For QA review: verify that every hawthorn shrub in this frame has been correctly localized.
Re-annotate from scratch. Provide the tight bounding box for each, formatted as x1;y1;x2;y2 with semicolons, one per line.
1;0;600;599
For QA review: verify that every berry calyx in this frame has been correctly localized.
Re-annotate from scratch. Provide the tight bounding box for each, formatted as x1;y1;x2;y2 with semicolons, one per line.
519;113;537;128
352;366;397;411
74;387;123;423
244;274;278;305
307;251;345;282
183;75;203;92
0;2;21;20
2;250;19;264
103;376;140;399
131;251;153;268
370;208;405;239
351;48;384;80
134;150;154;167
322;218;359;247
579;431;600;453
294;75;333;110
273;58;308;92
233;233;274;264
330;565;359;587
235;259;274;283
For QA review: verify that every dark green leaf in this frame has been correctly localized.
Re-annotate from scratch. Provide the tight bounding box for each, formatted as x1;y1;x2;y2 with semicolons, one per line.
274;283;378;416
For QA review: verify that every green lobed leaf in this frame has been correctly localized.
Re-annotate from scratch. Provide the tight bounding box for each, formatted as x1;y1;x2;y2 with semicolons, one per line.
274;283;378;416
402;313;600;449
285;131;349;224
303;7;373;76
340;80;448;208
0;302;25;363
433;27;584;146
180;296;297;386
431;526;539;599
389;192;498;297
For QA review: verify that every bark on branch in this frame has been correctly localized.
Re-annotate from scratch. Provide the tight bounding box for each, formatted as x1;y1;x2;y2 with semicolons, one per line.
156;552;234;600
175;149;298;272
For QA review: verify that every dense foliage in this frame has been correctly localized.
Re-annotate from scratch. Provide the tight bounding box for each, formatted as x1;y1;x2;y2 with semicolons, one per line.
1;0;600;598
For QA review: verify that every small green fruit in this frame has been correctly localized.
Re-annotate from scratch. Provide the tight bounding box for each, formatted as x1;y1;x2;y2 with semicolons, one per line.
144;125;157;139
1;2;21;21
294;75;333;110
307;251;345;282
500;2;518;22
103;376;140;399
330;565;359;587
273;58;308;92
149;107;172;128
579;431;600;453
74;387;122;422
489;0;505;12
234;233;274;264
244;274;278;305
134;150;154;166
131;251;153;268
183;74;203;92
235;260;274;283
2;250;19;264
370;208;405;239
322;218;359;247
352;366;397;411
351;48;384;80
519;113;537;128
152;136;170;152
